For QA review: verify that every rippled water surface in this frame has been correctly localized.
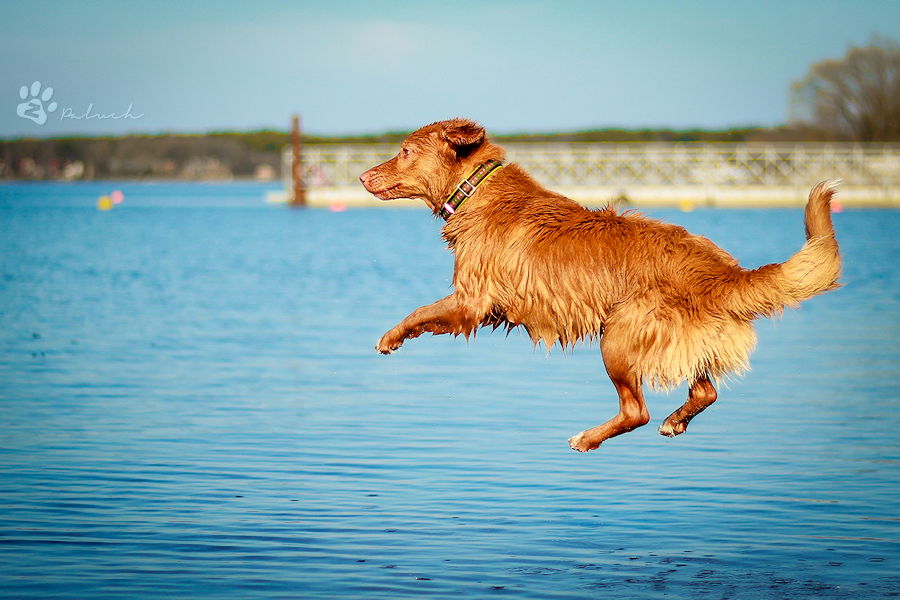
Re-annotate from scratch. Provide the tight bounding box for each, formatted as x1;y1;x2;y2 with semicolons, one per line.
1;182;898;598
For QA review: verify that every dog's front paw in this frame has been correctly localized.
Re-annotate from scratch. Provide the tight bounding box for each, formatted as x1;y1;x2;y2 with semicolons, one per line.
568;431;601;453
376;330;403;355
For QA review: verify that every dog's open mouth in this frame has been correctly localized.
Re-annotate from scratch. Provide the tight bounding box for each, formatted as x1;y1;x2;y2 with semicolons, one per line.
370;183;403;200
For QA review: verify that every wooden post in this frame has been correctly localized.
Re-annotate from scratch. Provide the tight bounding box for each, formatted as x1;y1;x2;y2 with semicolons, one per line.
290;115;306;207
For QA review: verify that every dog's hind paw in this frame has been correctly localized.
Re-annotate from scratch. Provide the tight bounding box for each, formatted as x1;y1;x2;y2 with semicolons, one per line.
658;419;687;438
568;432;600;453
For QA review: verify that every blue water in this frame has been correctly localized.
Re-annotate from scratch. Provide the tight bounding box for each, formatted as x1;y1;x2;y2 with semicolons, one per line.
1;182;898;599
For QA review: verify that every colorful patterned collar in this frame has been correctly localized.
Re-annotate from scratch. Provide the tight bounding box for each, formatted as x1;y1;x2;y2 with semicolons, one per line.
439;159;503;220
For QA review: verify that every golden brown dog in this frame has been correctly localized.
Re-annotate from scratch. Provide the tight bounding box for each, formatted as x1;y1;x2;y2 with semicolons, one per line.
359;118;842;452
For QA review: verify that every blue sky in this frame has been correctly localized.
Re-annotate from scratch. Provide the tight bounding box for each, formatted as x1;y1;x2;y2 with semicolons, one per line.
2;0;899;138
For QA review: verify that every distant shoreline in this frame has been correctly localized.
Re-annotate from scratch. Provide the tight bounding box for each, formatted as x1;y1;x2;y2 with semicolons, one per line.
0;124;862;182
0;123;843;145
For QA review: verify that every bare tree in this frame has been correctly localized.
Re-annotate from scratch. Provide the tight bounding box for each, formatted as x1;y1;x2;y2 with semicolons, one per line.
791;38;900;141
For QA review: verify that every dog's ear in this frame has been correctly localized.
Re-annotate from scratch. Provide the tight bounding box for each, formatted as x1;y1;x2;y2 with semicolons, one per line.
440;118;485;151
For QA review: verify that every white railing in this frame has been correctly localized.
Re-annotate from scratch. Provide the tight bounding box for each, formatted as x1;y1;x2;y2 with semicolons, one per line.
280;142;899;207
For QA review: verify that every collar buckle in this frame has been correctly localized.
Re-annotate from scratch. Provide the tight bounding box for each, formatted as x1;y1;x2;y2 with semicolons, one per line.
440;159;502;221
456;178;477;198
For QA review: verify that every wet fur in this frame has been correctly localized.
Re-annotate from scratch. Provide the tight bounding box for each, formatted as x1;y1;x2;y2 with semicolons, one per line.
360;118;842;452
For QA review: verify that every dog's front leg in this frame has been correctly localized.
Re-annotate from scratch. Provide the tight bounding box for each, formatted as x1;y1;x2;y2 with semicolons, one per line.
376;294;479;354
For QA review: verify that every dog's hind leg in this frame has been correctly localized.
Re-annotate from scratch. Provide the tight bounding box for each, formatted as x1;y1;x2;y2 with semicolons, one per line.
568;339;650;452
658;376;717;438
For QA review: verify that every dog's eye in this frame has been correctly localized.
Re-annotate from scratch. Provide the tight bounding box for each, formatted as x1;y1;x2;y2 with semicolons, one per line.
402;148;412;158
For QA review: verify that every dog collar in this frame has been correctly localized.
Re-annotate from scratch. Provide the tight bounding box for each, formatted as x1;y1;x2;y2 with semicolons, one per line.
439;159;503;220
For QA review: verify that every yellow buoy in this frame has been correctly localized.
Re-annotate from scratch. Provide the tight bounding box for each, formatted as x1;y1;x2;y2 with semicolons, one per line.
98;196;113;210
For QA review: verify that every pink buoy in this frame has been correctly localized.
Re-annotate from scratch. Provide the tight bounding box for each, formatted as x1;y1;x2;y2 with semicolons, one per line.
110;190;125;204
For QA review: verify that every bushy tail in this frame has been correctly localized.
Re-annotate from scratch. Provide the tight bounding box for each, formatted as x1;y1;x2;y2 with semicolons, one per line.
730;181;842;319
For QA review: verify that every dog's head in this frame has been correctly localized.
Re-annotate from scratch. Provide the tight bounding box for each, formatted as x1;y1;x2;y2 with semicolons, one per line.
359;118;504;213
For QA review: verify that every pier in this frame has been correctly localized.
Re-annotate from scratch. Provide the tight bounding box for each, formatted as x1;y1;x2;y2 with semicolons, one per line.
268;142;900;208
